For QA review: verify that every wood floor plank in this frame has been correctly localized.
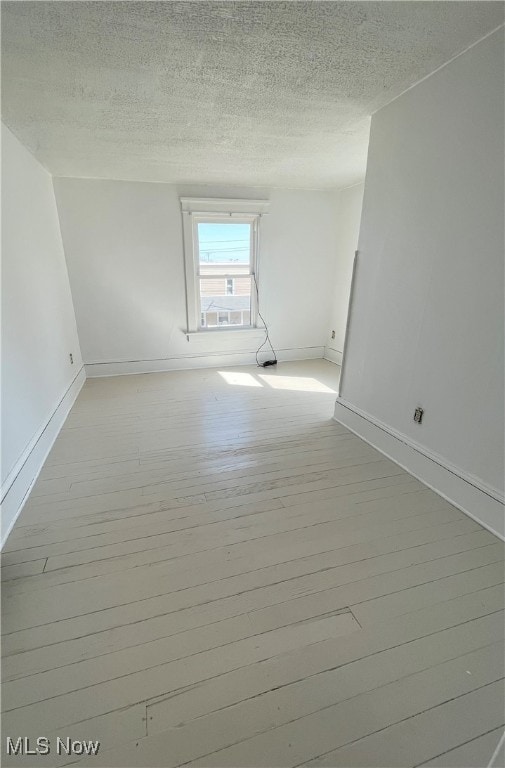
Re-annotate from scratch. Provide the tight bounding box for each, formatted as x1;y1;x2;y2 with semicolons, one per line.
2;531;495;681
5;483;433;559
304;686;505;767
180;647;504;768
1;489;461;575
2;519;497;637
10;473;420;542
134;587;504;732
26;445;380;506
419;728;504;768
65;629;503;768
1;591;503;765
0;558;47;581
2;361;503;768
145;615;503;741
0;521;496;659
68;647;504;768
1;612;360;733
30;440;374;499
27;493;461;570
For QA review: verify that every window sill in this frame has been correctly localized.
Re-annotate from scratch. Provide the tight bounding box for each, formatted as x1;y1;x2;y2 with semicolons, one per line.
185;327;265;340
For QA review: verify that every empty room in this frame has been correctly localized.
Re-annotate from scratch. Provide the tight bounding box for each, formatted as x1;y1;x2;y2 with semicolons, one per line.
1;2;504;767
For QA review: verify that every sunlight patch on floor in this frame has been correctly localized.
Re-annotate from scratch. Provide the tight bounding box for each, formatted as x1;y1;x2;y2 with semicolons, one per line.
218;371;263;387
258;374;336;394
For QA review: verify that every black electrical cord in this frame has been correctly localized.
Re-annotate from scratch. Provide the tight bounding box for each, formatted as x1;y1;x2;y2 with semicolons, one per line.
253;273;277;367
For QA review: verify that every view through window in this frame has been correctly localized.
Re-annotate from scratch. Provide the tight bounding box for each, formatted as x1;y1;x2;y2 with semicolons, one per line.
198;222;253;328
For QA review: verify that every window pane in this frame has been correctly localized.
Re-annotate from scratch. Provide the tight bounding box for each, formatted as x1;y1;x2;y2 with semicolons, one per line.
197;222;253;328
200;276;252;328
198;223;250;277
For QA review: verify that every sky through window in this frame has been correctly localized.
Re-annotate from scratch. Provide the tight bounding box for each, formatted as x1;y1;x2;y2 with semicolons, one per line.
198;223;250;264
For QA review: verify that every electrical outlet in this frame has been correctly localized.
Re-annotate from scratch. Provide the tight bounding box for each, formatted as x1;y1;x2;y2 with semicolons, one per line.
69;353;74;365
413;407;423;424
331;330;336;340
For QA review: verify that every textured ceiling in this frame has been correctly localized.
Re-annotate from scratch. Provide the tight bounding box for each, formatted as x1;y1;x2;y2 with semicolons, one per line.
2;2;503;188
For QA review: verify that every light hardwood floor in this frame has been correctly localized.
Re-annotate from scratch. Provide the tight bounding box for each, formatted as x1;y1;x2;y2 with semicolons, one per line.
2;360;504;767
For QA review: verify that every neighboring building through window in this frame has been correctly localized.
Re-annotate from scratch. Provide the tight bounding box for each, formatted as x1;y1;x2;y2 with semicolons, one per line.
198;222;250;328
180;198;269;332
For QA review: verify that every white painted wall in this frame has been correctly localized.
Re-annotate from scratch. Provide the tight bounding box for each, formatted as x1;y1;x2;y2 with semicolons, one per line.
339;30;504;508
53;180;339;375
1;124;83;542
325;183;364;364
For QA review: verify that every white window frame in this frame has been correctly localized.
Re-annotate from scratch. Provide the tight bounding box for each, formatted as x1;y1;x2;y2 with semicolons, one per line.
180;198;269;333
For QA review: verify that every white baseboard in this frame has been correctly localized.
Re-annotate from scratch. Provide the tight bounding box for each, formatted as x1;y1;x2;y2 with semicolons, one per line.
85;347;325;377
324;346;343;366
1;366;86;548
334;397;504;541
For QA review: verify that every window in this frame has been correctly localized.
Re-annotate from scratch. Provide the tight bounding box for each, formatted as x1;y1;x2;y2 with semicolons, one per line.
181;198;269;333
